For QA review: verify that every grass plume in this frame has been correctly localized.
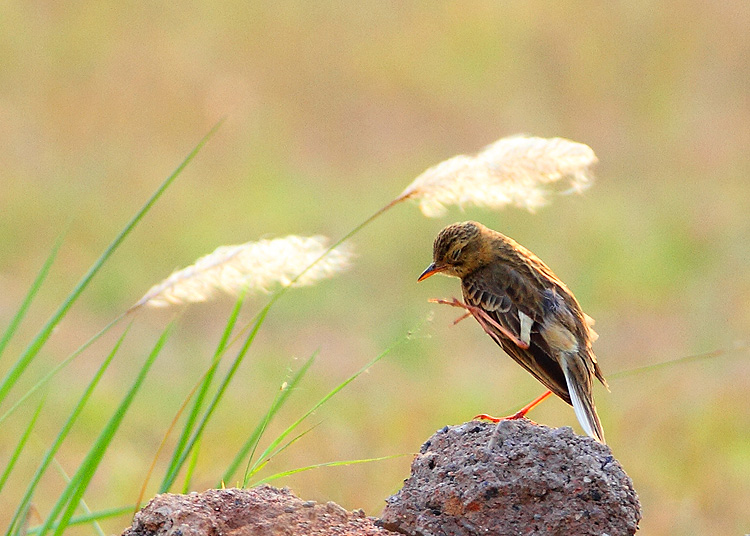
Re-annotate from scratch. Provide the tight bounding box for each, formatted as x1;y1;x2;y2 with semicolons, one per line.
131;235;353;310
396;135;597;217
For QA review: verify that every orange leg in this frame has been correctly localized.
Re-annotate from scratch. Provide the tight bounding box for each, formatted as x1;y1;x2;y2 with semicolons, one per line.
474;390;552;423
428;297;529;350
429;297;474;324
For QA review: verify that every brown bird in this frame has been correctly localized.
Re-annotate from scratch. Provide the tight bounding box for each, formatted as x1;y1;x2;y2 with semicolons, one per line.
418;221;608;443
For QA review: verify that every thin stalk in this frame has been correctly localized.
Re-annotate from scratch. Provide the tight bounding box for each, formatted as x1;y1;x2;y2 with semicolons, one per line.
0;316;122;425
608;341;748;380
51;458;106;536
134;336;205;511
242;328;412;485
221;352;316;486
0;395;46;493
228;195;406;348
181;436;201;494
243;423;322;485
253;454;408;486
0;234;63;363
25;506;134;535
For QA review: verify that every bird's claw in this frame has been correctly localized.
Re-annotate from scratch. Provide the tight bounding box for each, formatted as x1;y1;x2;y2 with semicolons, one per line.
473;391;552;425
473;412;537;424
473;413;501;423
427;297;474;324
428;297;530;350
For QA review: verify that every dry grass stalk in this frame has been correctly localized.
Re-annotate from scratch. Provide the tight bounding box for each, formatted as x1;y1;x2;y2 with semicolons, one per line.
397;135;597;217
131;235;352;309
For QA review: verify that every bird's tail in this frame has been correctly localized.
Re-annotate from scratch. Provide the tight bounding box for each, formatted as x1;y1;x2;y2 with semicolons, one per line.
561;355;606;444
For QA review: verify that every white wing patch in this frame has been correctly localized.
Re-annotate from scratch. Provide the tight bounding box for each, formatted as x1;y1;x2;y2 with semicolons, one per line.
519;311;533;346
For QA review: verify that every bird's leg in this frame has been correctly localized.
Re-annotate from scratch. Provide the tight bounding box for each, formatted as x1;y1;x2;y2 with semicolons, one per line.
428;298;473;324
428;297;530;350
474;390;553;423
452;311;473;325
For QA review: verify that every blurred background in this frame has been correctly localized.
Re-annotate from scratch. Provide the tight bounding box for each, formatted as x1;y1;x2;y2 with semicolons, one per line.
1;1;748;534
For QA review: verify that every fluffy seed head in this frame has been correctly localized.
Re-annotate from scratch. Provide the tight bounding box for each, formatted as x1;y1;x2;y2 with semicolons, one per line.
132;235;352;309
399;135;597;217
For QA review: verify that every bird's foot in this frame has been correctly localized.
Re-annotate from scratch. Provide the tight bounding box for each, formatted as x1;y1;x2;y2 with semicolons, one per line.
473;412;537;424
473;390;553;424
428;297;530;350
474;412;501;423
428;297;474;324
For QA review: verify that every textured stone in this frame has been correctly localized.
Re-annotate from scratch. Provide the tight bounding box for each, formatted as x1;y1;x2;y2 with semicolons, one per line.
122;420;641;536
379;419;641;536
122;485;395;536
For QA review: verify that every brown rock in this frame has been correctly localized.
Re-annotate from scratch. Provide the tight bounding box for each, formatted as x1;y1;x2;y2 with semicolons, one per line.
379;419;641;536
122;485;396;536
122;421;641;536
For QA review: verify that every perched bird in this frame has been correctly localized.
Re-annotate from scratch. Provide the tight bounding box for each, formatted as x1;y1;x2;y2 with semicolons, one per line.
418;221;608;443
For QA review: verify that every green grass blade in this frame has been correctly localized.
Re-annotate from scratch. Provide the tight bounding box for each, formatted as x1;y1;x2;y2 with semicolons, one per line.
0;394;46;493
10;501;31;536
25;506;135;534
0;234;63;364
159;298;272;492
242;333;407;484
609;341;749;380
253;454;408;486
181;436;201;494
51;458;106;536
163;292;245;488
243;422;322;484
0;122;222;409
0;316;122;426
4;327;129;536
221;352;316;486
37;325;171;536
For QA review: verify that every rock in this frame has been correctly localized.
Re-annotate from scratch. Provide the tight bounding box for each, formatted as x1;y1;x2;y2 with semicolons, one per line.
379;419;641;536
121;420;641;536
122;485;396;536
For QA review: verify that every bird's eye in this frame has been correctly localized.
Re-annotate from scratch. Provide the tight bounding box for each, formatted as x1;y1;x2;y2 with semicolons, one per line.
449;248;463;263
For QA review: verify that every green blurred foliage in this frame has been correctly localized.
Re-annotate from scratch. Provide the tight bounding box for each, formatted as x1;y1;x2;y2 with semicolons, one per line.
1;1;748;534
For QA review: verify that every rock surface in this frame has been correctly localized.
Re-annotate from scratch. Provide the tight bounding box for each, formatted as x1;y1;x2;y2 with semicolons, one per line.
380;419;641;536
122;420;641;536
122;485;395;536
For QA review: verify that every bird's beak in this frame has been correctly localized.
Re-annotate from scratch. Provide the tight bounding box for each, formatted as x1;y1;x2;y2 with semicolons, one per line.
418;262;443;282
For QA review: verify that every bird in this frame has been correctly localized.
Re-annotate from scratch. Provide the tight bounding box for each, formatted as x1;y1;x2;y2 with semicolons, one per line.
418;220;608;443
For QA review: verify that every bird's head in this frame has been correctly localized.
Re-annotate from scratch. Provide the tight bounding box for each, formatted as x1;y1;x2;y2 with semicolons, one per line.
418;221;486;281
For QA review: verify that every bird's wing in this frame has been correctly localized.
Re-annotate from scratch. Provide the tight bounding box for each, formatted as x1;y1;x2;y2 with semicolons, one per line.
462;265;571;404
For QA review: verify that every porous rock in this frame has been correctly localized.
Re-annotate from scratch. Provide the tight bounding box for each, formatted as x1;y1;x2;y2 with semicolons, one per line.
379;419;641;536
122;485;395;536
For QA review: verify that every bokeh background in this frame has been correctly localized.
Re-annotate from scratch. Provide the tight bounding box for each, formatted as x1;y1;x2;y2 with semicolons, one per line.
1;2;749;534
